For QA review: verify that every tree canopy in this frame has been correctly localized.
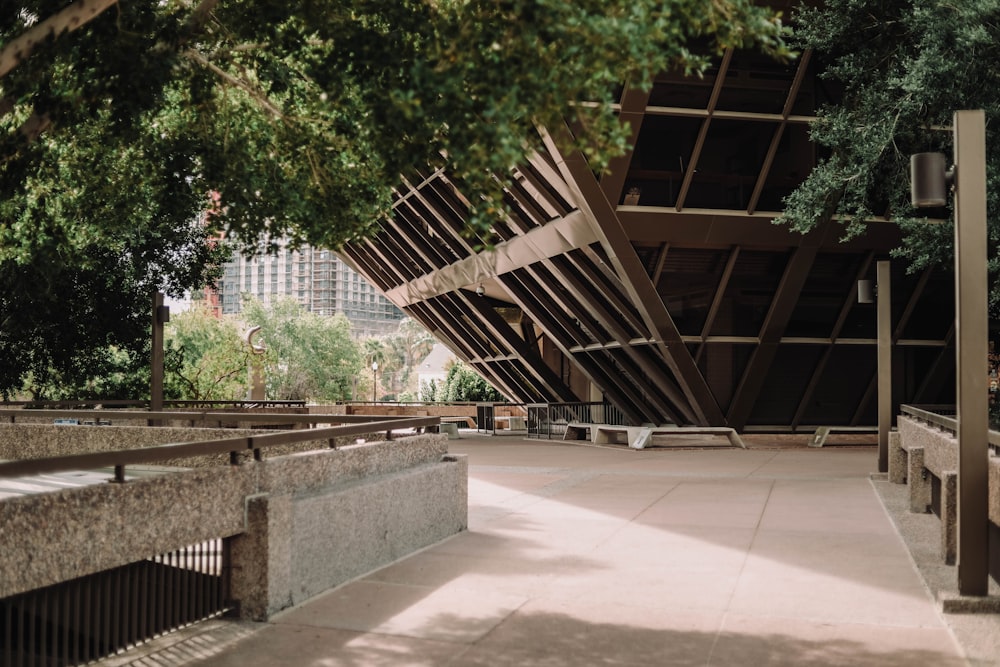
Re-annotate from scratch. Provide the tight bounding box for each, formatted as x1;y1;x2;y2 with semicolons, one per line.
777;0;1000;311
242;295;361;401
3;0;789;255
0;0;788;398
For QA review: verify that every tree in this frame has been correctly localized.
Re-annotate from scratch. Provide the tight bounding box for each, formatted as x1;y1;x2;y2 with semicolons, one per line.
164;303;249;401
2;1;789;254
242;296;362;401
374;318;435;397
776;0;1000;311
420;379;437;403
438;361;502;402
0;1;788;397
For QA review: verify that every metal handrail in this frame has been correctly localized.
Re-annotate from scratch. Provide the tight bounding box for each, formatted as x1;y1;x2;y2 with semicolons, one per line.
0;408;427;426
0;416;439;479
899;404;1000;448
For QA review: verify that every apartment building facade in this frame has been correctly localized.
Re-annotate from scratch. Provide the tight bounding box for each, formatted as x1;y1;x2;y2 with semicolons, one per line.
215;243;404;338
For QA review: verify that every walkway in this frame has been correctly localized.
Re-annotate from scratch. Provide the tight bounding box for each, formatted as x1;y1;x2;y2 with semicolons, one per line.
110;434;995;666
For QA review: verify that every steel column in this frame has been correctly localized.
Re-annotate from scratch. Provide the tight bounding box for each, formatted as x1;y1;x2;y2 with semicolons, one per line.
877;260;892;473
953;109;989;596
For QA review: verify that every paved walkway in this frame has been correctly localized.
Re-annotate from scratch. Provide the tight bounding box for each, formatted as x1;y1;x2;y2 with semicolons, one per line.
114;435;993;666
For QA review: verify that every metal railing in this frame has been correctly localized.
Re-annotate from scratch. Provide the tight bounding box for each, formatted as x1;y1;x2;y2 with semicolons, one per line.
0;411;438;480
526;402;629;439
900;404;1000;451
475;403;527;435
2;540;229;667
1;400;306;410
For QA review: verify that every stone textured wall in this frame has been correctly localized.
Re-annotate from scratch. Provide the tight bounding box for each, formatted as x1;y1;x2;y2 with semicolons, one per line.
0;423;386;468
0;465;253;599
0;433;466;621
897;416;958;475
897;414;1000;531
289;455;467;606
0;423;256;460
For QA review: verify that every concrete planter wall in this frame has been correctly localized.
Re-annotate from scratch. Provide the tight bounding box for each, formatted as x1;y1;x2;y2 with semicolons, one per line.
892;415;1000;576
0;434;466;620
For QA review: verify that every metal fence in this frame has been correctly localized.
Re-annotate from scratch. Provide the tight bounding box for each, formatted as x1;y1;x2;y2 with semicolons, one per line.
1;540;229;667
526;402;629;439
475;403;528;435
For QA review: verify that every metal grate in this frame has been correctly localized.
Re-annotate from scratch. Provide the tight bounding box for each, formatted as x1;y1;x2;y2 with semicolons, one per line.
1;539;231;666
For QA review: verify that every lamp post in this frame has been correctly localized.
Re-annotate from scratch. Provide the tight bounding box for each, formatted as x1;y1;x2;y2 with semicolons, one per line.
150;292;169;426
910;110;989;597
371;360;378;404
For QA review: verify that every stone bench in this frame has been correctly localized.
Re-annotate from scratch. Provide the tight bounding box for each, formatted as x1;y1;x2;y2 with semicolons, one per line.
428;422;460;439
563;423;745;450
494;416;526;430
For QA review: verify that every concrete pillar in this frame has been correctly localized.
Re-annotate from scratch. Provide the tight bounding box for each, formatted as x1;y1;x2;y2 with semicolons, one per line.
228;493;292;621
942;471;957;565
888;430;907;484
908;447;931;514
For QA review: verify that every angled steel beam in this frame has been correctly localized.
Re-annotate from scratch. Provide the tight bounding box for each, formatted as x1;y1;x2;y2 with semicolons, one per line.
338;244;394;292
409;299;523;400
523;262;611;347
406;301;480;361
447;291;578;401
382;213;438;274
385;210;597;306
747;49;813;215
564;250;650;339
790;252;875;428
695;246;741;364
726;237;822;430
499;270;651;423
650;243;670;290
892;266;933;342
546;254;696;422
601;82;651;205
504;269;591;349
539;126;722;425
579;349;661;424
914;324;956;403
676;49;734;211
393;201;455;268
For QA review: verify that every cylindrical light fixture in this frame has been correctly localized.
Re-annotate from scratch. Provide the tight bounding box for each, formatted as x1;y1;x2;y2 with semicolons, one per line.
857;279;874;304
910;152;949;207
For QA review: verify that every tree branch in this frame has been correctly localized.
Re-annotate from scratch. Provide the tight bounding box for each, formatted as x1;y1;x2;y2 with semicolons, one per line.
0;0;120;79
183;48;285;119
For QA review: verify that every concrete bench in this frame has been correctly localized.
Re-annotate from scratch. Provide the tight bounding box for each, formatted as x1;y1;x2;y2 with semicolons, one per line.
429;422;460;439
494;416;526;430
564;423;745;450
442;416;476;428
808;426;877;447
895;415;962;564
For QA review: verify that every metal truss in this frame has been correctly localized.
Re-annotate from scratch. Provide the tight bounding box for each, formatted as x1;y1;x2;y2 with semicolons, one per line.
339;47;954;430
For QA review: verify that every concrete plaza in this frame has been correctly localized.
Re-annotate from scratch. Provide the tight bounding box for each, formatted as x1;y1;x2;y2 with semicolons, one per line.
108;433;1000;666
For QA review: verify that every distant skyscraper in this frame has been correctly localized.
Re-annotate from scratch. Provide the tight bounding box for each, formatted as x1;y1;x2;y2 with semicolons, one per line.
215;241;403;338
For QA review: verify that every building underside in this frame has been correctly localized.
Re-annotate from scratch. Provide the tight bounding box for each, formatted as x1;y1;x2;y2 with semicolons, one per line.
340;46;955;432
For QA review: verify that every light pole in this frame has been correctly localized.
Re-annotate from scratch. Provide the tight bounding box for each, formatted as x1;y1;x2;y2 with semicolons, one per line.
371;360;378;403
910;110;989;597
